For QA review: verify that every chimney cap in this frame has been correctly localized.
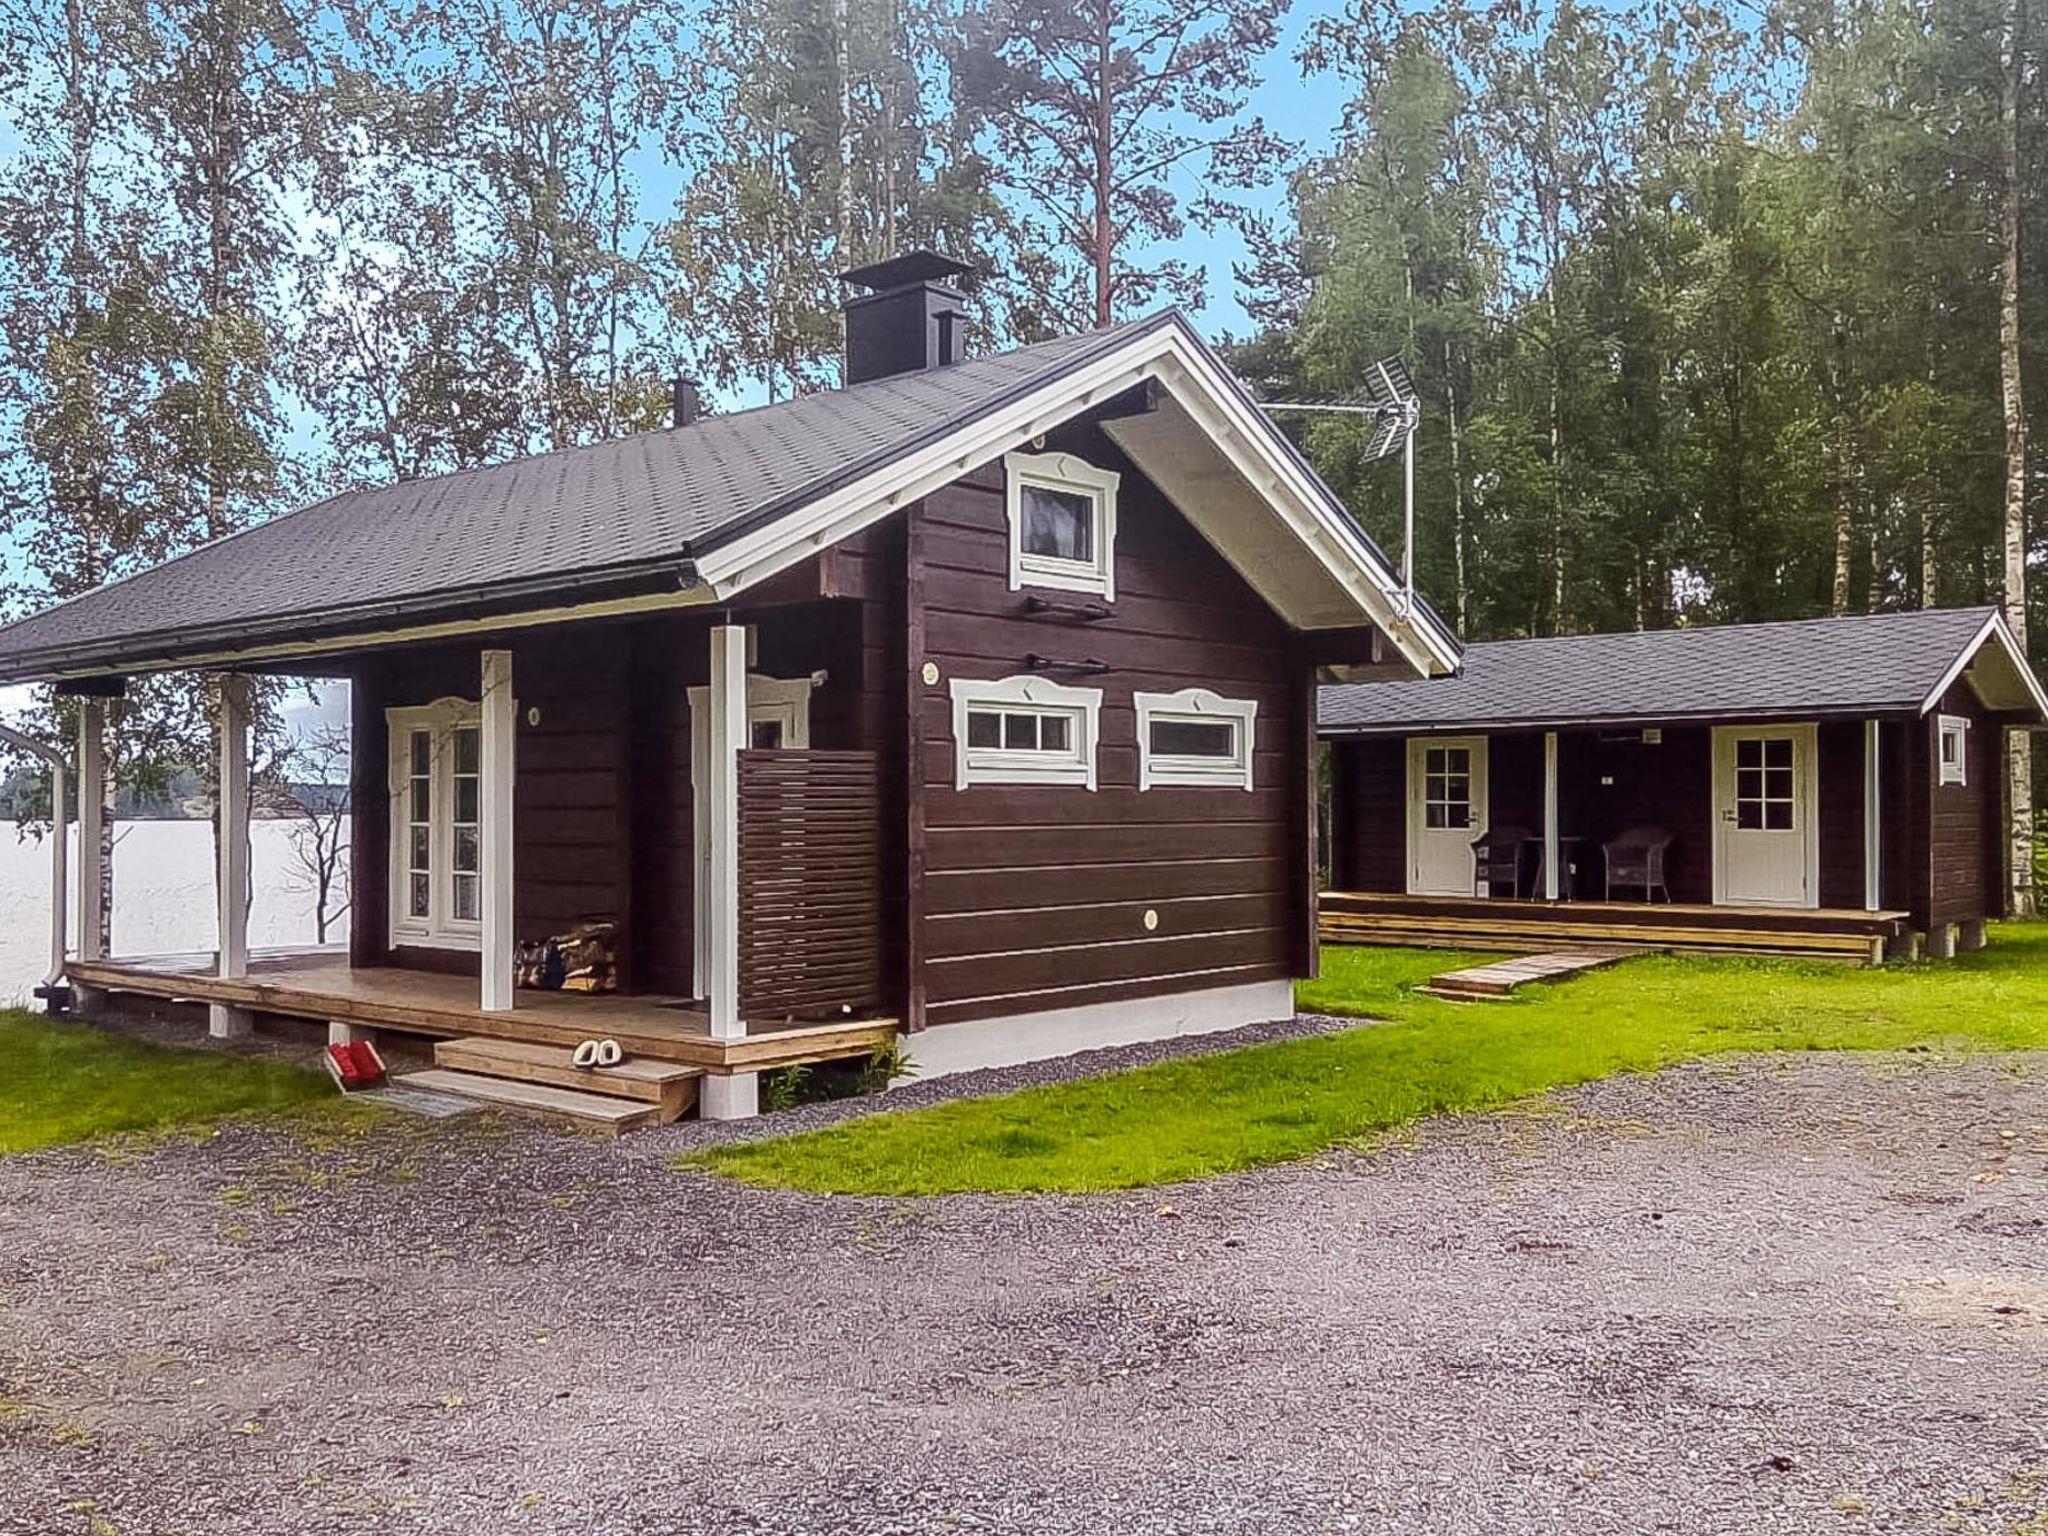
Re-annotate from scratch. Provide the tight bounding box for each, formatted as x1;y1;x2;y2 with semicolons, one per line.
840;249;975;294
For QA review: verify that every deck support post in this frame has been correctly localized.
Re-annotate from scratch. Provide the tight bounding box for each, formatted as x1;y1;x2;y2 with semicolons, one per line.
702;623;757;1120
74;698;107;1016
1542;730;1560;901
1863;718;1881;911
479;648;516;1013
210;675;254;1041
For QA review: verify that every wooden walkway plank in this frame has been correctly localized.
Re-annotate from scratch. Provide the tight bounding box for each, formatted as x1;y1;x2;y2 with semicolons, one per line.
1420;947;1636;1001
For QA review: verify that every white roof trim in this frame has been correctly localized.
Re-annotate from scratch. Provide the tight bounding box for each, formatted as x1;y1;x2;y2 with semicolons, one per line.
692;315;1460;680
1917;610;2048;720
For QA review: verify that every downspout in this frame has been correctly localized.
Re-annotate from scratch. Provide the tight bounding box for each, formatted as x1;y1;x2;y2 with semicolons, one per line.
0;725;71;991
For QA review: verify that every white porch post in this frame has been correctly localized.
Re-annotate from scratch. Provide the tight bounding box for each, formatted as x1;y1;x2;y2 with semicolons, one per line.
46;754;68;991
1542;730;1561;901
1863;718;1882;912
210;675;253;1040
700;622;758;1121
76;699;106;964
479;648;517;1012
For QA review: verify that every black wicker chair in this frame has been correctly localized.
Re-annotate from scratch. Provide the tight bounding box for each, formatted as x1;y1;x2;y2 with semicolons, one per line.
1471;825;1535;900
1602;826;1674;903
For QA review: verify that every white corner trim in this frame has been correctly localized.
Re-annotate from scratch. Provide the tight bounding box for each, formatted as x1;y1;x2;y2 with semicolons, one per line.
1003;449;1119;600
689;317;1462;679
478;648;516;1012
1937;713;1970;786
1133;686;1258;791
948;673;1103;790
898;978;1296;1081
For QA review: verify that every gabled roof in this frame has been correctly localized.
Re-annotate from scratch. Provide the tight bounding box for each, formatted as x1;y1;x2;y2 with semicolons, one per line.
0;312;1461;683
1319;607;2048;734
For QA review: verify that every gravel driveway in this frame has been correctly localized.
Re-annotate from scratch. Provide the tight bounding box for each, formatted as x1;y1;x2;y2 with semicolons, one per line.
3;1048;2045;1535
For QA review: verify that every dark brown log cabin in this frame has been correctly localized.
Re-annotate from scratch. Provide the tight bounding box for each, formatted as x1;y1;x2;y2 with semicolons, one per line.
1319;609;2047;961
0;251;1460;1116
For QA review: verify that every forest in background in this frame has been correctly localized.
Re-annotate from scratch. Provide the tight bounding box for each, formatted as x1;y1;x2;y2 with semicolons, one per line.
0;0;2040;897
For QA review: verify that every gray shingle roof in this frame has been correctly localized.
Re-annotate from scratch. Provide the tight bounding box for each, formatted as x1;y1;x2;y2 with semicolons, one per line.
1320;607;2011;732
0;320;1153;679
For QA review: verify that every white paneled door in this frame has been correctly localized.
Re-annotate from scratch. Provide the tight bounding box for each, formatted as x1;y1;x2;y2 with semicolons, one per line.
1712;723;1819;908
1406;736;1488;896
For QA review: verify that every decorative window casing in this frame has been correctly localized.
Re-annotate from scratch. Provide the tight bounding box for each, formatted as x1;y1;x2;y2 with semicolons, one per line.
949;674;1102;790
1134;688;1258;791
1004;451;1119;600
388;698;485;949
1938;714;1970;786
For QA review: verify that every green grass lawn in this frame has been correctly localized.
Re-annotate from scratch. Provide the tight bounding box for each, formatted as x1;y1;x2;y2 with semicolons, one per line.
682;923;2048;1196
0;1011;341;1154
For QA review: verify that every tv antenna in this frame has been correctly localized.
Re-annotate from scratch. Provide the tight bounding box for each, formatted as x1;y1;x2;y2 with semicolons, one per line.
1259;356;1421;617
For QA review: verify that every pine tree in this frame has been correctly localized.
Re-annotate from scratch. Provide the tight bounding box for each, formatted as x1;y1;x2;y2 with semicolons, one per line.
955;0;1293;332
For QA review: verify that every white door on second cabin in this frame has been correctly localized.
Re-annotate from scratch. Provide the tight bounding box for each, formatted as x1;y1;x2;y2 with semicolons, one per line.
1406;736;1488;896
1711;723;1818;908
688;674;815;998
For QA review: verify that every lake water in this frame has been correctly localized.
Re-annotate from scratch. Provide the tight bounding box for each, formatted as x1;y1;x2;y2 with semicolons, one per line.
0;818;351;1005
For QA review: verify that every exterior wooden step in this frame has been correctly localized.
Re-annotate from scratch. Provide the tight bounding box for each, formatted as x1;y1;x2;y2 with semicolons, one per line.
1420;947;1635;1002
393;1068;670;1133
434;1036;699;1120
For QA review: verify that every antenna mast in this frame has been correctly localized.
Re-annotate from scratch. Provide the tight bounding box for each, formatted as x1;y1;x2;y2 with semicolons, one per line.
1259;355;1421;617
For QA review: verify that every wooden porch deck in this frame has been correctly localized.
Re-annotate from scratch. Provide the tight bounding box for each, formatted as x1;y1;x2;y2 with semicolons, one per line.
1319;890;1912;963
65;952;899;1074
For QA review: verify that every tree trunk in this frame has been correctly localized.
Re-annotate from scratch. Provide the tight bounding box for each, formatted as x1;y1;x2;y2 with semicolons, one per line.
1999;0;2034;914
1444;338;1467;633
1092;7;1113;328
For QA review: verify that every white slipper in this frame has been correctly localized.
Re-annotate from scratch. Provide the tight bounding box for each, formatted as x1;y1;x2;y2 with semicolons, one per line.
595;1039;623;1068
570;1039;600;1069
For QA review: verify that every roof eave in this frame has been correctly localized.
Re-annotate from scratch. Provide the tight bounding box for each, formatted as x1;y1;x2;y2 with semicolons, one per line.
1318;701;1932;736
0;557;704;684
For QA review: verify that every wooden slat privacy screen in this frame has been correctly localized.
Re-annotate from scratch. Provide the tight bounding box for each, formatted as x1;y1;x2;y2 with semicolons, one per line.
737;749;885;1023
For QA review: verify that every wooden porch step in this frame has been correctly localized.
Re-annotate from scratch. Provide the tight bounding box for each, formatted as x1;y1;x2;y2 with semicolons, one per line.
434;1036;700;1119
392;1068;671;1133
1419;947;1635;1001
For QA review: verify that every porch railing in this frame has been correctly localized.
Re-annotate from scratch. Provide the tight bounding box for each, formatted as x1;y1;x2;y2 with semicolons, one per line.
736;749;885;1024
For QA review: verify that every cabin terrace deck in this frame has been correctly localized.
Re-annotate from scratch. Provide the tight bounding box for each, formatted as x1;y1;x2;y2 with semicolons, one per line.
1319;891;1912;963
65;953;899;1074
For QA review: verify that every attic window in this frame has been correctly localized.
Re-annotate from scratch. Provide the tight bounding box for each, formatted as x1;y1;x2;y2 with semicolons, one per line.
949;674;1102;789
1938;714;1969;786
1135;688;1258;791
1004;451;1119;600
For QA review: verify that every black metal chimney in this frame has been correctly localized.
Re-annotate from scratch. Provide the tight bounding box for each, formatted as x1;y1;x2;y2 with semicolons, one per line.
671;376;700;428
840;251;974;384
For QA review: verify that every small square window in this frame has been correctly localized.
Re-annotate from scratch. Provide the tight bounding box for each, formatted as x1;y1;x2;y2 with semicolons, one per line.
1020;484;1095;562
967;711;1001;749
1938;714;1969;786
1005;451;1119;600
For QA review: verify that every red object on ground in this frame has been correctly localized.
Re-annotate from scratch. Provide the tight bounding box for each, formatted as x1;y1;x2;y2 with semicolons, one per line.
324;1039;386;1092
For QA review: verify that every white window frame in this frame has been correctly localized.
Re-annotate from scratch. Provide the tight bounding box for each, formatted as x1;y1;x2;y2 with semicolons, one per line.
387;697;484;950
1134;687;1258;791
949;674;1102;790
1938;713;1970;786
1004;450;1119;601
